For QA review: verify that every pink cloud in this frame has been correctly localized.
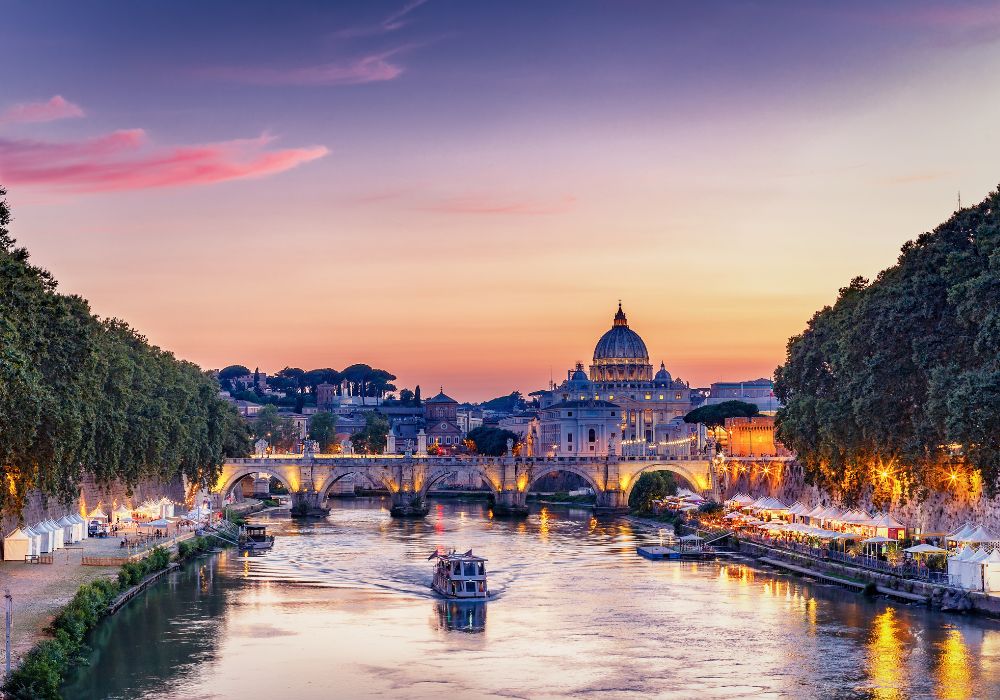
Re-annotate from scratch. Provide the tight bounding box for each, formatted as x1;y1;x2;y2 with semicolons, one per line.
334;0;429;38
0;130;328;193
203;50;404;86
418;194;577;216
0;95;85;125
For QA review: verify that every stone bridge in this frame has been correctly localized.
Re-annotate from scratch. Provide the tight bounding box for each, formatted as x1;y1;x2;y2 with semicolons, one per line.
214;452;721;517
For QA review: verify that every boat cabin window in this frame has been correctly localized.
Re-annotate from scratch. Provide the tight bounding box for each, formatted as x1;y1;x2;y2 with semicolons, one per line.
464;581;477;593
477;562;485;575
452;563;461;576
463;562;477;577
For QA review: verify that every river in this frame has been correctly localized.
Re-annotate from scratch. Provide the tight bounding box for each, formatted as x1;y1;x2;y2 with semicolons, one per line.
63;498;1000;699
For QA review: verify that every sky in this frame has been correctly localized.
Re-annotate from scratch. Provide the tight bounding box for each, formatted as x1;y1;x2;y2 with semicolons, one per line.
2;1;1000;401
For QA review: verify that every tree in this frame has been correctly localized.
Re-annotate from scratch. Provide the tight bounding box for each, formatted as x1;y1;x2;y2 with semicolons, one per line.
342;363;373;397
480;391;524;413
0;187;246;515
308;411;338;451
684;400;759;427
414;385;422;405
466;426;520;456
350;412;390;454
219;364;250;380
399;388;415;406
628;471;678;512
774;186;1000;499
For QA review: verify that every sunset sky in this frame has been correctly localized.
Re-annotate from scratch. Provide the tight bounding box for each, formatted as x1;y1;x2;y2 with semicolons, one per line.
3;1;1000;400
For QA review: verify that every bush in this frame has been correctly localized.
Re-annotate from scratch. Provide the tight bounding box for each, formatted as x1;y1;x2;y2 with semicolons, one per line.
697;500;723;515
863;582;878;597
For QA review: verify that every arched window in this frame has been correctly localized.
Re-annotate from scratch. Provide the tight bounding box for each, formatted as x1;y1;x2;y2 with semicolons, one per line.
588;428;596;443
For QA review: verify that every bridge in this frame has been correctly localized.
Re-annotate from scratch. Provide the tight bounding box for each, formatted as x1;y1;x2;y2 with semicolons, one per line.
214;451;722;517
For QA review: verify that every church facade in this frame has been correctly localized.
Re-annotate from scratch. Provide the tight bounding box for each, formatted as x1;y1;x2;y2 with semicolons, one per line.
529;304;702;457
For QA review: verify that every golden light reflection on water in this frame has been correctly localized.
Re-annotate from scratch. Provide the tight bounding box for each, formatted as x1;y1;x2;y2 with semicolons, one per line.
935;628;973;700
867;608;910;700
538;507;550;541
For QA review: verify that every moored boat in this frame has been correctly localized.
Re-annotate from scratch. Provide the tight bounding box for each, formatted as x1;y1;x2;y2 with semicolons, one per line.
430;549;489;599
239;525;274;552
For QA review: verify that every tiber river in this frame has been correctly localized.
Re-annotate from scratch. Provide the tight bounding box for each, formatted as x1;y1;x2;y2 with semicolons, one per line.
64;498;1000;699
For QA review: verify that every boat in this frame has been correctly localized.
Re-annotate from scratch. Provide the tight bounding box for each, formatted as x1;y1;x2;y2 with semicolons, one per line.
430;549;489;600
637;545;680;560
239;525;274;552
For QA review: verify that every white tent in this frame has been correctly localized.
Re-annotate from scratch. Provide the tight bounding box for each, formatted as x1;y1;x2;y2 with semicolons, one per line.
157;497;175;518
983;549;1000;592
960;525;997;544
949;545;974;586
678;534;704;541
139;517;170;529
57;516;76;544
948;522;974;541
88;507;109;523
33;522;53;553
21;526;42;556
904;544;947;555
69;514;86;541
966;548;990;590
3;528;31;561
45;519;64;549
113;505;133;523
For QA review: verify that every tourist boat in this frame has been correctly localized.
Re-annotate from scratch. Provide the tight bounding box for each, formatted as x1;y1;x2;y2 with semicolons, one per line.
430;549;489;600
239;525;274;552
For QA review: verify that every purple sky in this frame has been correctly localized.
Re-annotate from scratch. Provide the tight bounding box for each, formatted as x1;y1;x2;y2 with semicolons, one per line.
3;1;1000;399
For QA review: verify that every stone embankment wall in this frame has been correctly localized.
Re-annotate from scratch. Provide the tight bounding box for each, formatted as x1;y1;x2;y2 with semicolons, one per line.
721;461;1000;533
1;474;185;537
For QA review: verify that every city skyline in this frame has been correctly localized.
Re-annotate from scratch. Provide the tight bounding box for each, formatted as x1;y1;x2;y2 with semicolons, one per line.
3;1;1000;399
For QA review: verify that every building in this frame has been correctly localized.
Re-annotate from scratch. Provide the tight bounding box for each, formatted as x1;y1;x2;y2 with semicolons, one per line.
707;379;782;415
536;399;621;456
423;389;464;448
531;304;698;455
316;382;338;409
456;407;484;435
724;416;791;457
497;413;534;439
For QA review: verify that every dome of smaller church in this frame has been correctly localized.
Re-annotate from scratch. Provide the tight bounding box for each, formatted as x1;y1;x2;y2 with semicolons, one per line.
653;361;672;387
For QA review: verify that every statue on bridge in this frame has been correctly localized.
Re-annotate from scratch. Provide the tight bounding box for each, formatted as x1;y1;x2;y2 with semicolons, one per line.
506;438;514;457
254;438;269;458
341;438;354;455
608;432;618;457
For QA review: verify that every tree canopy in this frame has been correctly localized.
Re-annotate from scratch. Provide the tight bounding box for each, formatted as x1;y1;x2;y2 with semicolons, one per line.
684;400;759;427
0;188;250;516
479;391;524;413
308;411;337;451
466;426;520;456
775;187;1000;499
219;365;251;380
628;471;677;512
350;412;390;454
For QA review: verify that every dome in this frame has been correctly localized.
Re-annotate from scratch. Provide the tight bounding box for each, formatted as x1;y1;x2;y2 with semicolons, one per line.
654;362;672;386
593;304;649;362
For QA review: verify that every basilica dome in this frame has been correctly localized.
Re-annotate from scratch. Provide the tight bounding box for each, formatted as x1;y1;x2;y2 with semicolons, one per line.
593;303;649;362
590;304;653;383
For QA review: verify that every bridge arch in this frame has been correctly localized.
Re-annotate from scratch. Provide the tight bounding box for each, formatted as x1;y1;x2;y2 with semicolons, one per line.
317;470;394;499
420;463;500;498
526;463;605;496
215;464;297;499
621;461;710;503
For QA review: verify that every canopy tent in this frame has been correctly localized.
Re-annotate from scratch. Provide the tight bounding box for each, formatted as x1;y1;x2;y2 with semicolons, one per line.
862;535;893;544
948;522;974;540
726;492;754;508
984;549;1000;592
69;514;86;540
3;528;31;561
157;497;176;518
57;516;76;544
45;519;65;549
966;548;990;590
723;512;742;520
113;505;133;523
88;507;109;523
958;525;998;544
33;522;53;553
904;544;947;555
139;517;170;529
22;526;42;556
678;534;704;541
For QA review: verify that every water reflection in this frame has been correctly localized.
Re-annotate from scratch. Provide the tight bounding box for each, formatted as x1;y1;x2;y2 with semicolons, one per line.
63;499;1000;700
935;628;972;700
432;600;487;633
